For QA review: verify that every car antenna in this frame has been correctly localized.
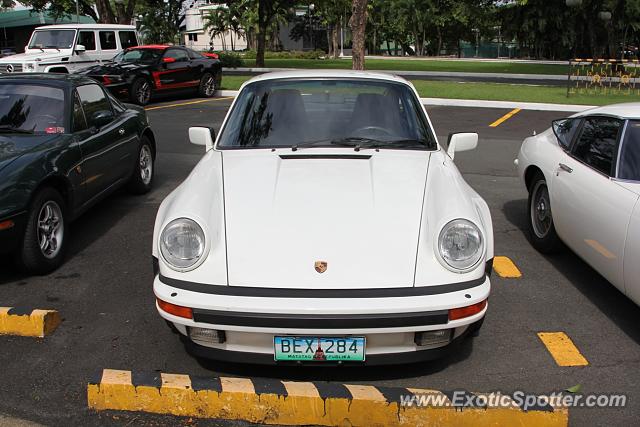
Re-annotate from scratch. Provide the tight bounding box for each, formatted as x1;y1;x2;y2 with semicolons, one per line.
291;144;298;151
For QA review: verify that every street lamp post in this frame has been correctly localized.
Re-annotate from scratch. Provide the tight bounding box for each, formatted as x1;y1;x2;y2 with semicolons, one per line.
308;3;315;51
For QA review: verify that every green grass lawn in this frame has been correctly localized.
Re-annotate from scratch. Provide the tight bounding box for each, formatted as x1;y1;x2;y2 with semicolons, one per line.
221;75;639;106
245;58;568;75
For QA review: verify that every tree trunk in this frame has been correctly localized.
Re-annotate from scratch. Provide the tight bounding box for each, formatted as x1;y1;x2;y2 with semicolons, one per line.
349;0;368;70
230;29;235;51
256;2;267;67
332;26;339;59
95;0;115;23
327;24;333;57
385;40;391;56
436;26;442;56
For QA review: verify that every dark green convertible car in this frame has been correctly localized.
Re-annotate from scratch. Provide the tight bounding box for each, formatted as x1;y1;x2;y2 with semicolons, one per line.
0;74;156;274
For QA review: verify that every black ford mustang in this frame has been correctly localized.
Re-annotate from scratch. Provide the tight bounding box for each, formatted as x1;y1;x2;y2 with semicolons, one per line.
77;45;223;106
0;74;155;274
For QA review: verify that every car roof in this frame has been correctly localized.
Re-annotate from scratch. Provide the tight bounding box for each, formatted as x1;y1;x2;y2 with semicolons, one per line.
244;70;411;86
34;24;136;30
575;102;640;119
0;73;97;87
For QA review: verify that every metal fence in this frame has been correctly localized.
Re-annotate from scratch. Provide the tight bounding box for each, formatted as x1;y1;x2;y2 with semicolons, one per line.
567;59;640;96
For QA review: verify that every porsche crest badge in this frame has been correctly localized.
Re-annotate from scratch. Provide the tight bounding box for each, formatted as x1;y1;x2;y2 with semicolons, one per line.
314;261;327;273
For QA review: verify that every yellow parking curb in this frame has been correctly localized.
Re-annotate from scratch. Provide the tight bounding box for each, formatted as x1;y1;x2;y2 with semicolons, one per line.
0;307;61;337
493;256;522;278
88;369;568;426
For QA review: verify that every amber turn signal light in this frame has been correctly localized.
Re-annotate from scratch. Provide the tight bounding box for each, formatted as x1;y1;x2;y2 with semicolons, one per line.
157;298;193;319
449;299;487;321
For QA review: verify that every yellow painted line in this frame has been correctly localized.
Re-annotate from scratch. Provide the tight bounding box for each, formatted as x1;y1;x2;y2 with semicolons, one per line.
0;307;61;337
489;108;521;127
88;369;569;426
144;96;233;111
493;256;522;278
538;332;589;367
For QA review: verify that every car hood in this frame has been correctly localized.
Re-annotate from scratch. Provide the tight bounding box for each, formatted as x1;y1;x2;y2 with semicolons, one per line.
0;134;58;173
78;62;151;76
0;51;70;63
221;149;431;289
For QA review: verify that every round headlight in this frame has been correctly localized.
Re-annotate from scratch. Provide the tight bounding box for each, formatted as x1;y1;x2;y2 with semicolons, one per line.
438;219;484;271
160;218;205;270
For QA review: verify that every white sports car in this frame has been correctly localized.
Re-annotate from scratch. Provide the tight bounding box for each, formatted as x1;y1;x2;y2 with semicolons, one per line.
516;103;640;306
152;71;493;365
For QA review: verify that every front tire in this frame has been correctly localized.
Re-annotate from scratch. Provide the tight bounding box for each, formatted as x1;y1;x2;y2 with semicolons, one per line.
198;72;216;98
130;77;152;106
15;187;67;274
527;172;562;253
127;136;154;194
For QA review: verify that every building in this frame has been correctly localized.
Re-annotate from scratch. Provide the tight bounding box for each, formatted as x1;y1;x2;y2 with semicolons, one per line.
0;9;95;54
182;1;247;52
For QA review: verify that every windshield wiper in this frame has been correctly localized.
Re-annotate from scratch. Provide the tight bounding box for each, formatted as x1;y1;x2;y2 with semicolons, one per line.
291;137;429;151
44;46;60;52
0;126;34;134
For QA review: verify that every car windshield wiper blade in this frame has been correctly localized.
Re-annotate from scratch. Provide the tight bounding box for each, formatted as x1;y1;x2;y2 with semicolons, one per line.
290;137;368;151
290;137;429;151
44;46;61;51
0;126;34;134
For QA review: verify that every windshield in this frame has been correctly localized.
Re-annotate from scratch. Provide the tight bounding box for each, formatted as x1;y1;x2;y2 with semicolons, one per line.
217;79;437;150
0;84;66;133
28;30;76;49
618;120;640;181
113;48;163;64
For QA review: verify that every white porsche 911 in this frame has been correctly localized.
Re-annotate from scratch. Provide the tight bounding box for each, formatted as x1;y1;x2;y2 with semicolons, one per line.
152;71;494;365
517;103;640;306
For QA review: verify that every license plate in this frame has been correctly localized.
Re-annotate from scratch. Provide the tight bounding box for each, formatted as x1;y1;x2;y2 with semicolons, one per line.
274;336;366;362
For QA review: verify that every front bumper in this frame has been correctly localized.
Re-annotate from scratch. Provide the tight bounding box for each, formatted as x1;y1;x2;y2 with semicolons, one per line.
153;266;490;365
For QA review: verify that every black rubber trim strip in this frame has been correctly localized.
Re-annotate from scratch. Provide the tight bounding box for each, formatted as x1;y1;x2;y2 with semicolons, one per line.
279;154;372;160
159;274;486;298
191;308;449;328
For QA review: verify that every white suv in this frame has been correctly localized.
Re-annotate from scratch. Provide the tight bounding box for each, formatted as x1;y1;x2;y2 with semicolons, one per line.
0;24;139;74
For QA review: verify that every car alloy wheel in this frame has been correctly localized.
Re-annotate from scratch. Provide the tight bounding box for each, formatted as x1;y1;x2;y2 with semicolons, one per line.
140;144;153;185
530;180;552;238
137;80;151;105
37;200;64;259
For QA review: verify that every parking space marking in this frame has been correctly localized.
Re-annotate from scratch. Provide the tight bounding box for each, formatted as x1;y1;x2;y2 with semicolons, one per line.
493;256;522;278
489;108;521;127
538;332;589;367
144;96;233;111
0;307;61;338
88;369;569;426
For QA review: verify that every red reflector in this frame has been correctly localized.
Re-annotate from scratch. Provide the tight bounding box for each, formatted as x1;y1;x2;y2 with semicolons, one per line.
449;299;487;321
0;219;15;230
157;298;193;319
102;76;112;85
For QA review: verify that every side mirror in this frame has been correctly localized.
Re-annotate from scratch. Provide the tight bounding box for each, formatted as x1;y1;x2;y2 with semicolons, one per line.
189;126;215;151
162;57;176;64
91;110;114;128
75;44;86;53
446;132;478;160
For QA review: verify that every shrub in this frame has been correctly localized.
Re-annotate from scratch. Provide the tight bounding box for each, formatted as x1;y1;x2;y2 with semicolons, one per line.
243;50;326;60
211;51;244;68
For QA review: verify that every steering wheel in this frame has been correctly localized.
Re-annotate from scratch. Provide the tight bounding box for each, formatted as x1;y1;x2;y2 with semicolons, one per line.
351;126;394;138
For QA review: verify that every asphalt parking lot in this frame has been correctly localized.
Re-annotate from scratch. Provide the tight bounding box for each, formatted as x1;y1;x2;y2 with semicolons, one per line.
1;94;639;426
